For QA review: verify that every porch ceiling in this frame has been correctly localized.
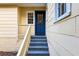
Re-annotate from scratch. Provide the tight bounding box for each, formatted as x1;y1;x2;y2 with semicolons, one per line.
17;3;46;7
0;3;46;7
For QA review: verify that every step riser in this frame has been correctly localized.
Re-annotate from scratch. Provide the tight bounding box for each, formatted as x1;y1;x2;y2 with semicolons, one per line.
31;37;46;39
28;48;48;51
30;42;47;44
31;40;47;42
30;44;48;46
27;54;49;56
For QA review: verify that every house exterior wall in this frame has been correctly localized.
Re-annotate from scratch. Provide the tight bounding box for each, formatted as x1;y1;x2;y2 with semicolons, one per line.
0;5;18;52
0;5;46;52
46;3;79;56
18;7;46;40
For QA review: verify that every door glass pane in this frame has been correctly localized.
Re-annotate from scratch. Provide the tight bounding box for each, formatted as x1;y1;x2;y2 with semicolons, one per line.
37;14;43;24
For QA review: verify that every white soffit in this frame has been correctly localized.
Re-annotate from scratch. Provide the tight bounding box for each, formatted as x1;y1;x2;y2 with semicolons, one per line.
0;3;46;7
17;3;46;7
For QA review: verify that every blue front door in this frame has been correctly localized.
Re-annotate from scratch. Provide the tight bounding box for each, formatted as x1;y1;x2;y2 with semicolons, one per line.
35;11;46;35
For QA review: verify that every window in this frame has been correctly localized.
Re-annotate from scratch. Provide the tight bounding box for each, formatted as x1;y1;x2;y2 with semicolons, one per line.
28;12;34;24
55;3;71;22
58;3;66;17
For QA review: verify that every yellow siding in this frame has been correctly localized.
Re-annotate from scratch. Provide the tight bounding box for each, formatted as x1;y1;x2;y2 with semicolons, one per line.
18;7;46;41
0;7;18;51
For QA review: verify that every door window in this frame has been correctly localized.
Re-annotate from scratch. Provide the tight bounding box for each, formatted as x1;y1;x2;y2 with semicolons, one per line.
37;14;43;24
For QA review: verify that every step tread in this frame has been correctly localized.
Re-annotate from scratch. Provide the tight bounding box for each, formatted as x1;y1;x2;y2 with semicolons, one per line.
29;46;48;48
30;42;47;44
30;43;47;46
30;43;47;45
27;53;49;56
28;51;49;54
31;39;47;41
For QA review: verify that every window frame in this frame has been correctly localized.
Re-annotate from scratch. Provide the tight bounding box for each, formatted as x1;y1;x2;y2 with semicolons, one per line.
54;3;71;23
26;11;35;25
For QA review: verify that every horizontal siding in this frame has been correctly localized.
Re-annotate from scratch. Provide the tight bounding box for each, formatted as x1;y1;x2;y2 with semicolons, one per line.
47;32;79;56
0;39;17;51
76;16;79;37
46;3;79;56
0;7;18;51
47;18;76;36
